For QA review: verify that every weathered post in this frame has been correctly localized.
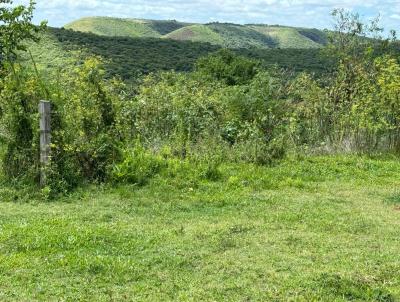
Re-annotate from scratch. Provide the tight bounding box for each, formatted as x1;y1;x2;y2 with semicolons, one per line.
39;101;51;187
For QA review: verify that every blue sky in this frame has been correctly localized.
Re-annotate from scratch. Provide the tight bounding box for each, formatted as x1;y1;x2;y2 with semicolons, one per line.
12;0;400;32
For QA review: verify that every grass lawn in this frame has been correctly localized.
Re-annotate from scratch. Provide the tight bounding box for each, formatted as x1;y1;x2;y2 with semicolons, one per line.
0;156;399;301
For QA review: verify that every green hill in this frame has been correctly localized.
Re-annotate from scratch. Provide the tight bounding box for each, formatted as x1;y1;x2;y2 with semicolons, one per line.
65;17;328;49
250;25;324;48
65;17;189;38
24;27;332;81
164;24;224;44
205;23;277;48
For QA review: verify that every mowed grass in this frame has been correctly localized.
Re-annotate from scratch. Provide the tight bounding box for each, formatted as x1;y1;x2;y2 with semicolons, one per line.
0;156;400;301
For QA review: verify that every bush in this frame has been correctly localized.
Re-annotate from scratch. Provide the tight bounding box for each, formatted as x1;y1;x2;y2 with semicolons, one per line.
195;49;259;85
111;144;166;185
2;5;400;197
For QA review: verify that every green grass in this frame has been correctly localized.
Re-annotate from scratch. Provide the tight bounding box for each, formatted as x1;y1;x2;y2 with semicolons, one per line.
166;23;277;49
65;17;188;38
65;17;160;38
65;17;328;49
1;155;400;301
164;24;225;45
205;23;277;48
251;25;323;49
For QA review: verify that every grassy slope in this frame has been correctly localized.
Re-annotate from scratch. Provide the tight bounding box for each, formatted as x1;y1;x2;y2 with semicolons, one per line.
0;156;400;300
164;23;325;49
65;17;188;38
297;28;328;45
251;25;322;49
66;17;327;49
65;17;159;37
205;23;277;48
164;24;224;45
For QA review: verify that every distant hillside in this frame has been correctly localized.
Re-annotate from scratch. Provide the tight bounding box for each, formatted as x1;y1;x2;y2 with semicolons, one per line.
250;25;326;48
25;27;333;81
164;25;225;45
65;17;328;49
65;17;189;38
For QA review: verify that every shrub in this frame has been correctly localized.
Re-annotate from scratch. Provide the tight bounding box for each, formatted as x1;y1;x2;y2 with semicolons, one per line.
111;144;165;185
195;49;259;85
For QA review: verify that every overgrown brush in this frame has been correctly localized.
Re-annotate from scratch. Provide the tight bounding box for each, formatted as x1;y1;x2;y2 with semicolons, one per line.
0;2;399;197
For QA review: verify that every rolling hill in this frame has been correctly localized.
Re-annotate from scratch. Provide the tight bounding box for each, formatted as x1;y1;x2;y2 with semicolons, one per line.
25;27;333;82
65;17;189;38
250;25;327;48
65;17;328;49
164;25;225;45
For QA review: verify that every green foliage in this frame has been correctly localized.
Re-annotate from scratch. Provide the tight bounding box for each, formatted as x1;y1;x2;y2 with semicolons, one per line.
111;143;165;185
23;27;334;82
2;5;400;197
134;61;290;165
326;9;384;64
0;66;40;181
43;27;220;78
53;57;129;183
135;71;224;158
0;0;46;63
195;49;259;85
3;7;400;299
111;141;224;186
282;11;400;153
0;0;47;185
0;53;130;194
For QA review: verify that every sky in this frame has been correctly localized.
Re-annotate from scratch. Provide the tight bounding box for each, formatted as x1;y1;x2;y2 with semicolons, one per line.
12;0;400;32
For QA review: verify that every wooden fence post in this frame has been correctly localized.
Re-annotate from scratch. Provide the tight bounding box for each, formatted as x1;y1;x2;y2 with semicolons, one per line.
39;100;51;187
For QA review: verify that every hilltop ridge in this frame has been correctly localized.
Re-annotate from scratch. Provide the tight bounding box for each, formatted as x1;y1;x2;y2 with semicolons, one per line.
65;16;328;49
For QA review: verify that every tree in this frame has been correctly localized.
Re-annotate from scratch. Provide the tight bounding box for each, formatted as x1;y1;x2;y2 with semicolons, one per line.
195;49;259;85
325;10;388;110
0;0;46;181
0;0;46;68
321;9;399;150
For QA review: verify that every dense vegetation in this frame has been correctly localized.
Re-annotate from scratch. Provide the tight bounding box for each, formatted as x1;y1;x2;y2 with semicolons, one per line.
25;27;333;81
1;2;399;196
65;16;328;49
0;1;397;194
1;2;400;300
